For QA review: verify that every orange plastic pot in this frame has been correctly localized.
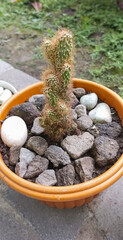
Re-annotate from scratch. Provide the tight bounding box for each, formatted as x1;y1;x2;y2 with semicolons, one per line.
0;79;123;209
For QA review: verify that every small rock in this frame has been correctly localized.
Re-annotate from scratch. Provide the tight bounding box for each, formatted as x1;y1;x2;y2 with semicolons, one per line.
10;102;40;125
75;104;87;118
88;125;99;137
9;146;21;165
56;164;75;186
80;93;98;110
16;148;36;177
45;145;71;167
75;157;94;182
71;93;79;108
20;147;36;165
35;169;57;186
93;136;119;167
72;109;77;120
29;94;46;111
76;115;93;130
0;89;12;105
1;116;28;147
27;136;48;155
89;103;112;123
96;122;122;138
24;156;49;178
61;132;94;159
31;117;44;135
73;88;86;98
15;162;27;178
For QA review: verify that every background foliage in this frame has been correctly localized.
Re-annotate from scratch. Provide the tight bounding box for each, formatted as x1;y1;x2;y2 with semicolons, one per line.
0;0;123;96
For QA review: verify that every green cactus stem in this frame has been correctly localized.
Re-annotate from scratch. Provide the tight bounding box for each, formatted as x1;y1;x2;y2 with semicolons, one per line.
40;28;76;142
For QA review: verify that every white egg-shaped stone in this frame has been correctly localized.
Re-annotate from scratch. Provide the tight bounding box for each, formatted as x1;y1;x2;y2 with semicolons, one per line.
0;89;12;105
89;103;112;123
0;87;4;96
80;93;98;110
1;116;28;147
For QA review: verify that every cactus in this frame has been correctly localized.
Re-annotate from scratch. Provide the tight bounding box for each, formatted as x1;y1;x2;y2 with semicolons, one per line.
41;29;76;142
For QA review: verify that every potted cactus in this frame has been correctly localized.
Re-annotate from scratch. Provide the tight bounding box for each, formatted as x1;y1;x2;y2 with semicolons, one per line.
0;29;123;209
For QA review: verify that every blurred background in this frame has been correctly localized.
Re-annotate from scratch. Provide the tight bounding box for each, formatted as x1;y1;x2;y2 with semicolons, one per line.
0;0;123;96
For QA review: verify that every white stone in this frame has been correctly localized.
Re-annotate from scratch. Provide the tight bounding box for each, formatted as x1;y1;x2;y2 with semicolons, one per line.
0;87;4;96
0;89;12;105
1;116;28;147
80;93;98;110
89;103;112;123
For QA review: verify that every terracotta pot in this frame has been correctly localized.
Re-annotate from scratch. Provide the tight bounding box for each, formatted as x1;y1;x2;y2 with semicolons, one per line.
0;79;123;209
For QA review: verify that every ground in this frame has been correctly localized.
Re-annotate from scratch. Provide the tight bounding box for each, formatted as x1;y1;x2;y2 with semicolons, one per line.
0;27;91;81
0;0;123;95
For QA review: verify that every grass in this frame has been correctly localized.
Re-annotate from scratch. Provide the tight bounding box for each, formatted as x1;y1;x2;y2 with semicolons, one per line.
0;0;123;96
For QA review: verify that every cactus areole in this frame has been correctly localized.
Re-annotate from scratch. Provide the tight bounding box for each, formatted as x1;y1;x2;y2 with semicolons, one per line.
41;29;76;142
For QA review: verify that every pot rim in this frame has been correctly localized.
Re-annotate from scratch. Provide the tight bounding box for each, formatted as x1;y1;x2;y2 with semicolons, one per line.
0;79;123;200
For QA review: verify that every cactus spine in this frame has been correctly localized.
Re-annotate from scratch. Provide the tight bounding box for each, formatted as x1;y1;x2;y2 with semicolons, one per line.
41;28;75;142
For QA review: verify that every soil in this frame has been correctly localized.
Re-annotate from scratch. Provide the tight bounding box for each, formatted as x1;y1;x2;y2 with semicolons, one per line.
0;27;91;80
